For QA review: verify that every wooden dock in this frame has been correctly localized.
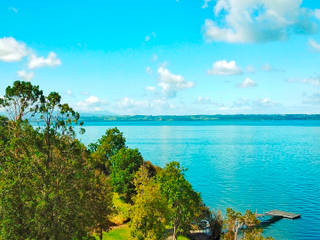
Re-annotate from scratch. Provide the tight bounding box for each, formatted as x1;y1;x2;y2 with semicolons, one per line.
257;210;301;219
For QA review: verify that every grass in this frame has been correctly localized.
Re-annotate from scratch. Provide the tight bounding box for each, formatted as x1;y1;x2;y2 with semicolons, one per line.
94;225;130;240
94;225;190;240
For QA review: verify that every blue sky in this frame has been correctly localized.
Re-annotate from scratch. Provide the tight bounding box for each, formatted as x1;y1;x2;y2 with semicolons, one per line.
1;0;320;114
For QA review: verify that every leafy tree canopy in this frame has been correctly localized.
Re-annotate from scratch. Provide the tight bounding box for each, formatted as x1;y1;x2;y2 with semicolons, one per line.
110;148;143;202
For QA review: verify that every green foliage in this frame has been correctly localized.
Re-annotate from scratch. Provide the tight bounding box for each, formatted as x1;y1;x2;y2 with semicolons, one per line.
129;166;168;240
241;228;274;240
0;80;43;121
94;225;130;240
208;210;223;240
90;128;126;175
223;208;273;240
110;148;143;202
157;162;201;240
0;81;113;240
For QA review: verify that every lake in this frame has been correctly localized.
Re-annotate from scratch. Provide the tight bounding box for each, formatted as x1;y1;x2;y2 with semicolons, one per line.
78;121;320;240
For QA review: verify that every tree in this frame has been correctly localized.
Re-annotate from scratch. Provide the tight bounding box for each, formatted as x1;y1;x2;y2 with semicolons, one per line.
0;81;114;240
110;148;143;202
90;127;126;175
241;228;274;240
157;162;201;240
129;166;168;240
208;210;223;240
88;171;114;240
223;208;261;240
0;80;43;122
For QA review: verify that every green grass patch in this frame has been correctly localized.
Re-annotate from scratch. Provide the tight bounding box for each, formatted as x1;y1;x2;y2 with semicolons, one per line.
177;236;190;240
94;225;130;240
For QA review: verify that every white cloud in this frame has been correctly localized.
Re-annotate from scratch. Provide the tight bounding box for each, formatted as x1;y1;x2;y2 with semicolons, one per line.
196;96;224;106
204;0;318;43
208;60;242;75
261;64;283;72
258;98;274;107
145;86;156;91
76;96;107;112
288;76;320;86
145;36;150;42
115;97;175;115
309;38;320;51
17;70;34;81
117;97;149;109
157;67;194;98
196;96;214;104
202;0;211;9
146;66;153;74
232;97;276;110
0;37;28;62
237;78;257;88
28;52;61;69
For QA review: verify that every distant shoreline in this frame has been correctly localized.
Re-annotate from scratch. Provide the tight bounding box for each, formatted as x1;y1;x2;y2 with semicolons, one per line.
77;114;320;122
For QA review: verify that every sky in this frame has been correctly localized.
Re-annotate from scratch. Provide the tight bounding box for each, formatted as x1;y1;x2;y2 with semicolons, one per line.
1;0;320;115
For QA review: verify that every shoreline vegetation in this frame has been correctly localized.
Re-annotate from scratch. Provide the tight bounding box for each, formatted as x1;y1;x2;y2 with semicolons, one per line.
0;81;275;240
77;114;320;123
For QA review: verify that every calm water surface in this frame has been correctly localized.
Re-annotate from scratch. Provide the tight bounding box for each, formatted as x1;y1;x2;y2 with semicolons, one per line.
78;121;320;240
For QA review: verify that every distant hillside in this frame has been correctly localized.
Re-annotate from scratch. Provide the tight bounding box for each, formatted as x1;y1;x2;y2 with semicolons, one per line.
79;114;320;122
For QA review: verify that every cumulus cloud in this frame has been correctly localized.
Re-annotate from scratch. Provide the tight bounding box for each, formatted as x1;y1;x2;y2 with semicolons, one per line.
208;60;242;75
157;67;194;98
309;38;320;51
76;96;107;112
0;37;28;62
28;52;61;69
204;0;319;43
17;70;34;81
237;78;257;88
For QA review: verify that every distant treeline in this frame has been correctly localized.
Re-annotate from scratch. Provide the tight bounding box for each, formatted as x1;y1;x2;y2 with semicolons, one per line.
79;114;320;122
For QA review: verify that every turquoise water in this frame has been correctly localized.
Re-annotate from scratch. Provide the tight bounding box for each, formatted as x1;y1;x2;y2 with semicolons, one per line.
78;121;320;240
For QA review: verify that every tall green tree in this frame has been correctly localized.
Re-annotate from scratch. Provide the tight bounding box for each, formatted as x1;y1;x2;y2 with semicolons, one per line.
129;166;168;240
0;81;113;240
0;80;43;122
157;162;201;240
110;148;143;202
90;127;126;175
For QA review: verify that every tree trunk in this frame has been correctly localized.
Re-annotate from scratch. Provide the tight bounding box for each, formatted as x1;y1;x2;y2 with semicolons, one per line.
173;224;177;240
99;226;103;240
